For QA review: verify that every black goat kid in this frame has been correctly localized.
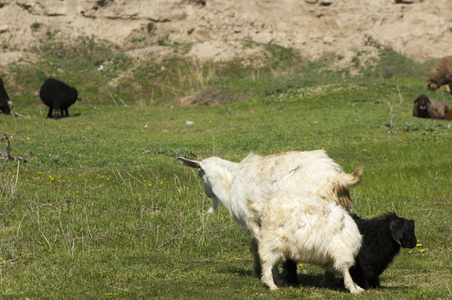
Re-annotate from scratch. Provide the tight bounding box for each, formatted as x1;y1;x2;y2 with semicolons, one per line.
349;212;417;290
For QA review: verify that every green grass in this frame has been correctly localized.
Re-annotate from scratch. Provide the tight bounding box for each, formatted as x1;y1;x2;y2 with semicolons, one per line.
0;46;451;299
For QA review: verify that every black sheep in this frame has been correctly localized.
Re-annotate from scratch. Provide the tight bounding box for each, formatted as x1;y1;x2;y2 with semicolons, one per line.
39;78;79;119
413;94;450;119
349;212;417;290
0;77;13;114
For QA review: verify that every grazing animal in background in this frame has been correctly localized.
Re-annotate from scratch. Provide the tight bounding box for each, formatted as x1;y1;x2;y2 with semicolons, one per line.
445;108;452;120
349;212;417;290
0;77;13;114
39;78;79;119
413;94;449;119
427;55;452;93
177;150;362;285
247;192;363;293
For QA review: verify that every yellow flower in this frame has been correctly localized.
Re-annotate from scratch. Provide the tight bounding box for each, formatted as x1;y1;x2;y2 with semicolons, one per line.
146;277;151;280
38;172;43;175
107;293;112;296
160;181;163;185
148;183;152;186
76;195;80;198
421;249;426;252
299;264;304;267
431;228;435;232
180;275;184;278
27;137;30;140
408;250;413;254
107;178;110;180
416;243;422;247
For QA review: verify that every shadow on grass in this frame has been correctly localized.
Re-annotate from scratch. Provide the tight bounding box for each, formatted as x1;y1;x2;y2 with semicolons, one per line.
220;267;360;292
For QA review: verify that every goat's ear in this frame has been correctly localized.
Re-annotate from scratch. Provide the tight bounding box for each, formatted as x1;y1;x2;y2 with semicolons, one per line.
177;157;202;169
390;219;403;245
414;97;420;104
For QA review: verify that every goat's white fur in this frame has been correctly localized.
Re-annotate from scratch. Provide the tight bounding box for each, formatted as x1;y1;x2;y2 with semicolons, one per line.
248;192;363;293
177;150;362;236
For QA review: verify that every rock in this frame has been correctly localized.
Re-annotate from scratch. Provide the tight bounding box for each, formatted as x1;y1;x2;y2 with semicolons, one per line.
0;0;451;62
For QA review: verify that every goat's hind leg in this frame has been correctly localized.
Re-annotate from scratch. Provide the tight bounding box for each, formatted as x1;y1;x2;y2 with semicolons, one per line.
342;268;364;294
260;250;281;291
261;260;280;290
251;238;281;287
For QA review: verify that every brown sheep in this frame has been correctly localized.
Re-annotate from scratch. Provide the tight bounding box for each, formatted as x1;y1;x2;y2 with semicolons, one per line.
427;55;452;93
413;94;449;119
445;108;452;120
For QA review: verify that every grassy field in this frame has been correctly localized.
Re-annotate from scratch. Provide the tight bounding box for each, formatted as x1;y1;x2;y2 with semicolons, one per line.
0;45;451;299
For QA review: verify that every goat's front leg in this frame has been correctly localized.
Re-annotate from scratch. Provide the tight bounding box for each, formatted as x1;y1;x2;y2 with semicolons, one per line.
282;259;298;286
368;276;381;289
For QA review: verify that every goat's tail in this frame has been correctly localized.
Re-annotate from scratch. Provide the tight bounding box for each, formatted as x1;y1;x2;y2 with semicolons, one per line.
329;167;363;215
339;167;363;188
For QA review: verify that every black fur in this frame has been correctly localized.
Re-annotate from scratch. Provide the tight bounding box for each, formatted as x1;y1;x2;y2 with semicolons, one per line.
39;78;79;119
413;94;450;119
350;212;417;289
0;77;12;114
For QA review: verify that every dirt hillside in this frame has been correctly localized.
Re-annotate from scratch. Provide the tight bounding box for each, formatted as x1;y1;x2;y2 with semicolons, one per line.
1;0;451;65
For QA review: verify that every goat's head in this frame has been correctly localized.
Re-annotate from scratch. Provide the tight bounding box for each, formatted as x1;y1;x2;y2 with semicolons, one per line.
414;95;430;111
389;213;417;248
427;80;439;91
177;156;236;214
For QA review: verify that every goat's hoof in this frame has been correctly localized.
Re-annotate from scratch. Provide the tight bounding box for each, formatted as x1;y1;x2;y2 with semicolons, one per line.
350;286;364;294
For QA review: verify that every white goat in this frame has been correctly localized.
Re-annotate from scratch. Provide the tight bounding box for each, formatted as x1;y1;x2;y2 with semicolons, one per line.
248;192;363;293
177;150;362;286
177;150;362;234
